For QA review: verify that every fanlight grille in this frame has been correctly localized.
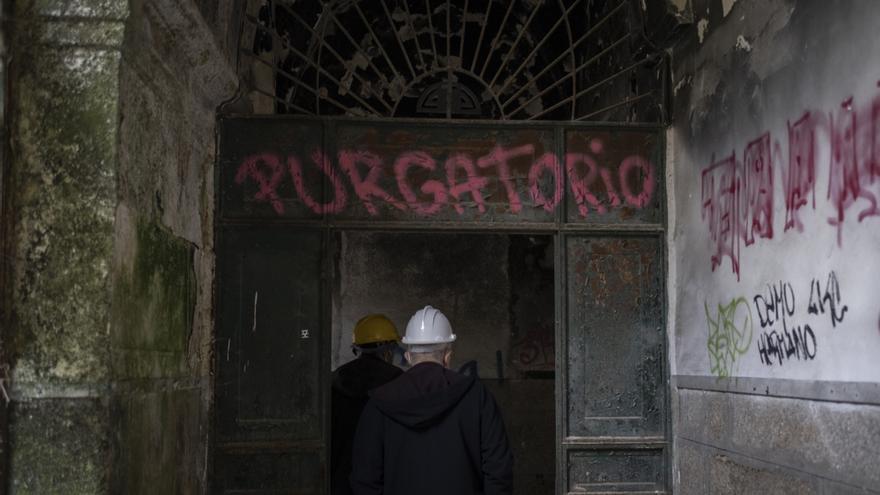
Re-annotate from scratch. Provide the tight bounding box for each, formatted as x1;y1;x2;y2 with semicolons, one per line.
239;0;666;121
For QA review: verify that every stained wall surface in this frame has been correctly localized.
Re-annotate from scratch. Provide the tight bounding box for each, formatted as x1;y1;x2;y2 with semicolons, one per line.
111;0;236;492
4;0;237;493
669;0;880;492
5;1;126;491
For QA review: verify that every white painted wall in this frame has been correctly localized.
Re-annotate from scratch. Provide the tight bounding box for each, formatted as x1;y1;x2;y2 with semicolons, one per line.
670;0;880;383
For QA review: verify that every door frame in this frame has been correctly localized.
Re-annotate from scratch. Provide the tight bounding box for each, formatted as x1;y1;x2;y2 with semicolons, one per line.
213;115;669;494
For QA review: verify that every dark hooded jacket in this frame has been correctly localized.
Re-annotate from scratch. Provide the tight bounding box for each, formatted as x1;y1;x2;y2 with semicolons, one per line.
350;362;513;495
331;354;403;495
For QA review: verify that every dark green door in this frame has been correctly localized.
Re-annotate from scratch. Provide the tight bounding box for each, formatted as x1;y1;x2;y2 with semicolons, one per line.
561;234;667;493
214;226;327;493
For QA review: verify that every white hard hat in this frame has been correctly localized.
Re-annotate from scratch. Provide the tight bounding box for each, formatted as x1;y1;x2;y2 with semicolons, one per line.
402;305;456;345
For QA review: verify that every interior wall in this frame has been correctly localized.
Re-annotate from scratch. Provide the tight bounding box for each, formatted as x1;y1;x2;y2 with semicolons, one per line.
669;0;880;492
332;232;512;372
111;0;236;492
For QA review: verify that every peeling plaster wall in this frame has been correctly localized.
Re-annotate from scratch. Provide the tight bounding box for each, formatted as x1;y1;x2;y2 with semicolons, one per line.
669;0;880;492
110;0;236;492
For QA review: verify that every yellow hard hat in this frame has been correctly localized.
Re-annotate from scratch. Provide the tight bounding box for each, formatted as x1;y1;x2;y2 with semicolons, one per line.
353;314;400;346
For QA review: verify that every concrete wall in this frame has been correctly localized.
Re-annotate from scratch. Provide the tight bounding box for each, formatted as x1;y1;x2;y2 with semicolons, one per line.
110;0;236;492
669;0;880;492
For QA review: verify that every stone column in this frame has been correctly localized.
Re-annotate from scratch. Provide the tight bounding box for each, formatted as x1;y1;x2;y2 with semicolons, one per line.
5;0;128;492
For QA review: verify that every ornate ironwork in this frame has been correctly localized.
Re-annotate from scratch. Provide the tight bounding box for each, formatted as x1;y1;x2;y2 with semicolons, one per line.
416;81;482;116
238;0;667;122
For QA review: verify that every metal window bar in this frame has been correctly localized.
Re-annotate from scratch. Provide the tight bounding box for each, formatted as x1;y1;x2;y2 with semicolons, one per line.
485;1;544;91
237;0;664;123
478;0;516;79
504;32;633;118
575;90;656;121
424;0;439;67
380;1;418;79
244;12;386;115
325;9;393;88
495;0;583;98
469;0;494;72
245;47;353;114
501;1;629;108
528;58;653;120
401;0;429;71
352;2;406;83
458;0;469;61
276;4;396;111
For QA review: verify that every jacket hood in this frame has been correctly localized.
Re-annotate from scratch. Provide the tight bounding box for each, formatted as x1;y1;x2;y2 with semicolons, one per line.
369;362;475;429
332;355;402;399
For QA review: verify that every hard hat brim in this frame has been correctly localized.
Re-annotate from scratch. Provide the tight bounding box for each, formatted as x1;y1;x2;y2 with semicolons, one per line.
400;334;456;345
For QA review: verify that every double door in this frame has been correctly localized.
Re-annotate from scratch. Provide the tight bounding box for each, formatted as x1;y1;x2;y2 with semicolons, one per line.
213;117;669;493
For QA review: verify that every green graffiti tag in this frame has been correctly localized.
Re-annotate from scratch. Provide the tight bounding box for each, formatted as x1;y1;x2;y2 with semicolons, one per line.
705;297;754;378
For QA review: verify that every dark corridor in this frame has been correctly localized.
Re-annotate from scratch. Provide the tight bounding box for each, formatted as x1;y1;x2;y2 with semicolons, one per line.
331;232;557;494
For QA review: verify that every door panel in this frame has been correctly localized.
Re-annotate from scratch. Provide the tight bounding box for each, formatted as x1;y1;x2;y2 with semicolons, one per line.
563;235;666;493
564;130;663;225
214;227;325;494
219;118;324;220
567;449;665;494
214;452;321;494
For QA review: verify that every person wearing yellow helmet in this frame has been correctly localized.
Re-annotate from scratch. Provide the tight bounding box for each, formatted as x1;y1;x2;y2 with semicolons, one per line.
331;314;403;495
350;313;402;359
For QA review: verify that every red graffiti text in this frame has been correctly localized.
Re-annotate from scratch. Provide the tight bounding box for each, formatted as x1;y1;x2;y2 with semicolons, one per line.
700;82;880;278
234;144;656;218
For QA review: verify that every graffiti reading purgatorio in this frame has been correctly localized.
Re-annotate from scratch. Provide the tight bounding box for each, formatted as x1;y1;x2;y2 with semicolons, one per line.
232;142;656;217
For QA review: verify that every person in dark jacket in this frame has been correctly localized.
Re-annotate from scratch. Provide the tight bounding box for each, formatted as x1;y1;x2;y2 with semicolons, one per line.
350;305;513;495
331;314;404;495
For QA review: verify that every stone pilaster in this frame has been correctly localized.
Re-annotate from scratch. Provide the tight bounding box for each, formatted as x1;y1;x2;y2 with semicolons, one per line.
6;0;128;492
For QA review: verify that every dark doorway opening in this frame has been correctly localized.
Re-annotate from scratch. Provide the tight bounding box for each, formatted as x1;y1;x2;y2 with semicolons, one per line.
331;231;556;495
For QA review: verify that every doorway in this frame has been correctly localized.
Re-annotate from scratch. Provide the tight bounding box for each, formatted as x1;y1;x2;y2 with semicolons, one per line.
212;116;668;494
331;231;556;494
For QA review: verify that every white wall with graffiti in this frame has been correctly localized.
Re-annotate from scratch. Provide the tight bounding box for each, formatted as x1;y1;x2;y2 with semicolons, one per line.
670;3;880;383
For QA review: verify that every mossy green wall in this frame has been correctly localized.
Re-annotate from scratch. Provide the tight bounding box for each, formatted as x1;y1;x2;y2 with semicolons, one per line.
6;1;127;492
9;400;108;493
108;213;203;494
108;0;236;492
8;0;124;392
5;0;237;492
111;220;194;380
